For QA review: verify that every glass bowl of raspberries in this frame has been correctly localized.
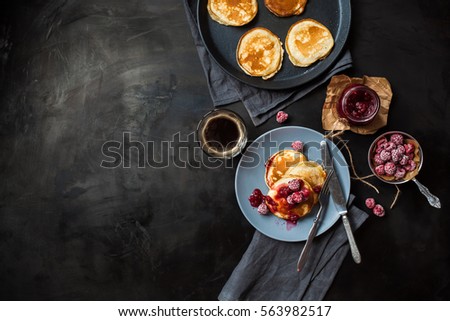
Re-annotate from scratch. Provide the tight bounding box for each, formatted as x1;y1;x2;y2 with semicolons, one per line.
368;131;422;184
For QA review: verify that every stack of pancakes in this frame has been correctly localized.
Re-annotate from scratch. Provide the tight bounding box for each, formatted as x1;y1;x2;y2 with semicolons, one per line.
265;150;326;220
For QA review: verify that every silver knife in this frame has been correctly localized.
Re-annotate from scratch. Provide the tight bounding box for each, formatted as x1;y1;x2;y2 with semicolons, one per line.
321;140;362;264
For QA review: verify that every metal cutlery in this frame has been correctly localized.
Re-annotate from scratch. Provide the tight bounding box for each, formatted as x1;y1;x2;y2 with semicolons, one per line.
297;169;334;272
321;140;361;264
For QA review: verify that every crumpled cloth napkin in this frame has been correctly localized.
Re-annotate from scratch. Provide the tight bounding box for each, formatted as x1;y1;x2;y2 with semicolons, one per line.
218;195;369;301
183;0;353;126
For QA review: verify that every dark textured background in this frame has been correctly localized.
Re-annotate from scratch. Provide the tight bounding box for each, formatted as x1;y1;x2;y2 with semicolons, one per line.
0;0;449;300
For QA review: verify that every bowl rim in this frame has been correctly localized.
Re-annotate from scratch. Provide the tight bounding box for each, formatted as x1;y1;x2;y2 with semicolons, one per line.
367;130;423;184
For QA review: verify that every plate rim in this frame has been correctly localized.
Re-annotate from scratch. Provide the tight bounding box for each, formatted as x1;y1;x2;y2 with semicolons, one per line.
197;0;352;90
234;126;350;242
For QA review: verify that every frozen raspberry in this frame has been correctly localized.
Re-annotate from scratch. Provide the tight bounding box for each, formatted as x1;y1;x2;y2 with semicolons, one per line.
278;186;291;198
399;154;410;166
391;149;401;163
373;204;385;217
390;133;404;145
300;187;311;200
365;198;376;209
288;179;303;192
257;203;269;215
380;150;392;162
384;162;396;176
286;195;296;205
406;160;417;172
394;167;406;180
375;164;385;175
375;145;385;154
396;145;406;155
374;153;384;165
377;137;388;147
385;142;396;152
292;191;304;204
291;140;303;152
404;143;415;154
276;111;288;123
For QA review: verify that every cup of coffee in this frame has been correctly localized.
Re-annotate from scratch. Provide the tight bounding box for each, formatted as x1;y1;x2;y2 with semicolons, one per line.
196;109;247;158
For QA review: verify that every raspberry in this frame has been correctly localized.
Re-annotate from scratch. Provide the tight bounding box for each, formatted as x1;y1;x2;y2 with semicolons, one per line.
300;187;311;200
276;111;288;123
373;204;385;217
385;142;396;152
288;179;303;192
249;193;263;207
286;194;296;205
399;154;409;166
391;149;401;163
384;162;396;176
291;140;303;152
375;164;385;175
375;145;385;154
394;167;406;180
257;203;269;215
313;185;322;193
292;191;304;203
288;214;298;223
380;150;391;162
406;160;417;172
404;143;415;154
365;198;376;209
396;145;406;155
374;153;384;165
278;186;291;198
390;133;404;145
377;137;388;147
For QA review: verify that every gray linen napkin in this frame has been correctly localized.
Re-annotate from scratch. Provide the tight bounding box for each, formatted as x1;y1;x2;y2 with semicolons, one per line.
218;195;369;301
183;0;353;126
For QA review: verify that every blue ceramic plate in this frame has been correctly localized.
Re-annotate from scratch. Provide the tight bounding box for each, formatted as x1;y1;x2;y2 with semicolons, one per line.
235;126;350;242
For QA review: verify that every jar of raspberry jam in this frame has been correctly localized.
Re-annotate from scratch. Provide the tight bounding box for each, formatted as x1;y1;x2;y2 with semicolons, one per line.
337;84;380;125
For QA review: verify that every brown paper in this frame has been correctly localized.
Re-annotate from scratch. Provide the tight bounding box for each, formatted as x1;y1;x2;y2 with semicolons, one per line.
322;75;393;135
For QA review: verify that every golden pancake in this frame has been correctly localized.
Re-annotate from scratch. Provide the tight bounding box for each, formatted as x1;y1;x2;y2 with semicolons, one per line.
236;27;284;80
264;0;307;17
207;0;258;27
285;18;334;67
265;150;307;188
284;161;327;203
266;178;315;220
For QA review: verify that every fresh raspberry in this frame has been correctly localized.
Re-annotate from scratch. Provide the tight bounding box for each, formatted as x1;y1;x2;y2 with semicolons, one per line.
373;204;385;217
385;142;396;152
391;149;401;163
396;145;406;155
384;162;396;176
257;203;269;215
399;154;410;166
291;140;303;152
248;189;263;207
374;153;384;165
404;143;415;154
278;186;291;198
365;198;376;209
286;194;296;205
380;150;392;162
276;111;288;123
300;187;311;200
394;167;406;180
375;164;385;175
292;191;304;203
390;133;404;145
288;179;303;192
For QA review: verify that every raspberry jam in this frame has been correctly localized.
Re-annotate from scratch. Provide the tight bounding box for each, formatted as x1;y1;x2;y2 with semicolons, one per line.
337;84;380;125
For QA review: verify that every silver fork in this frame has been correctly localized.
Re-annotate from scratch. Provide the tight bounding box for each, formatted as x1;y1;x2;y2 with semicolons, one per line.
297;169;334;272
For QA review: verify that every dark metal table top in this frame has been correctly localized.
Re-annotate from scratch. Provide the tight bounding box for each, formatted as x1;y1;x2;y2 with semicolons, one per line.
0;0;449;300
